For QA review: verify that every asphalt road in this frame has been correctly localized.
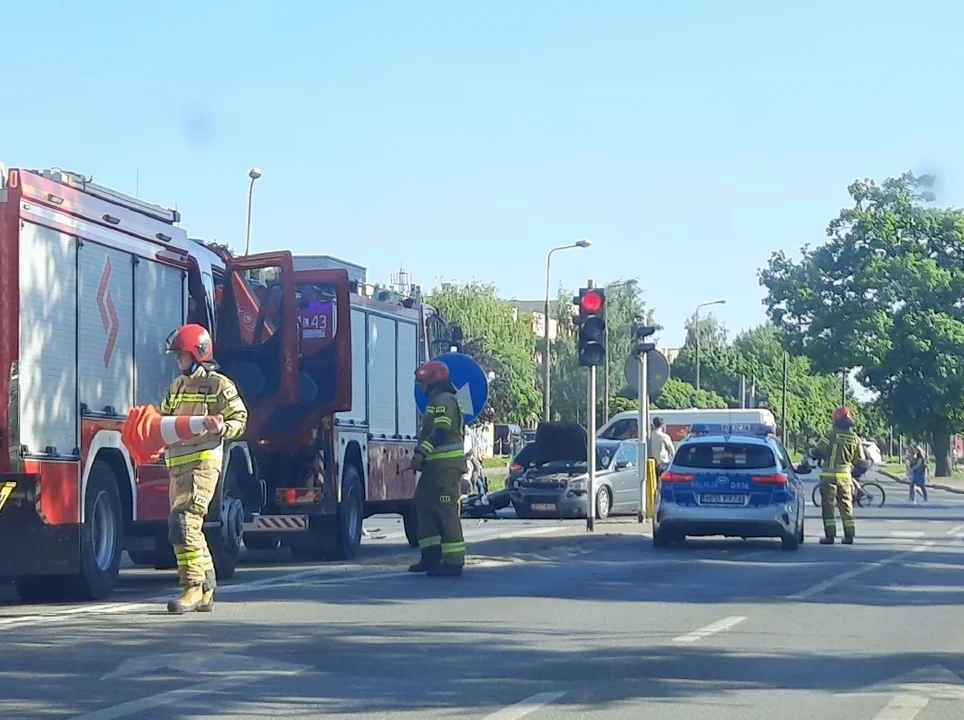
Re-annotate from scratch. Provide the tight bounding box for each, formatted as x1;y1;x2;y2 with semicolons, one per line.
2;468;963;720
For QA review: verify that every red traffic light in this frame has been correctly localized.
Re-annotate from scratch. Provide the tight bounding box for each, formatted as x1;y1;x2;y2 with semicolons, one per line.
581;290;603;313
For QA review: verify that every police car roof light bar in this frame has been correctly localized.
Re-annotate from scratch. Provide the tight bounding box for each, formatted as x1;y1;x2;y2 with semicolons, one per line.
688;423;776;438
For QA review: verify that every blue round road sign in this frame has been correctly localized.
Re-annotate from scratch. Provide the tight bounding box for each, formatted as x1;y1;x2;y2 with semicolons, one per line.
414;352;490;425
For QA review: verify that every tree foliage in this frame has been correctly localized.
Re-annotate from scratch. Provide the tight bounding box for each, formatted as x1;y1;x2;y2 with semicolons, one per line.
760;172;964;474
426;281;541;425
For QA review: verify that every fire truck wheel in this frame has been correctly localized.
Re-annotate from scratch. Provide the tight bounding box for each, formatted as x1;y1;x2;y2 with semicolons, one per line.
243;533;280;551
402;504;419;547
332;464;364;560
14;576;69;604
68;461;123;601
207;497;243;581
205;464;245;581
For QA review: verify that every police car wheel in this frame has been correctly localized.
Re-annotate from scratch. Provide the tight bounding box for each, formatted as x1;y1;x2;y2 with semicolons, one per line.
652;528;672;548
781;525;801;551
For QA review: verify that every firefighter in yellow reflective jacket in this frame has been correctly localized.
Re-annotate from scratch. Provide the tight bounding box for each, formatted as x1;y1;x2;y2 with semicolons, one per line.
811;406;865;545
407;360;466;576
161;323;248;613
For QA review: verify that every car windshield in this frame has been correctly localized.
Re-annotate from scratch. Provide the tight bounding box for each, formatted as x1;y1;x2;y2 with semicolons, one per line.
674;441;775;470
599;418;637;440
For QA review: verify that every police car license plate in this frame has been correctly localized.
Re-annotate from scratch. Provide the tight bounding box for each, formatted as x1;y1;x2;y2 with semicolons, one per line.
531;503;557;511
700;493;747;505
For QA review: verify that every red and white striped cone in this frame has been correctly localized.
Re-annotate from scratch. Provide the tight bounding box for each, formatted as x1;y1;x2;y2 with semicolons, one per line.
121;404;222;466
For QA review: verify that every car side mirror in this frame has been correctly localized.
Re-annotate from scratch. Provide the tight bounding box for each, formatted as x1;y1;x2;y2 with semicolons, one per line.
615;460;633;470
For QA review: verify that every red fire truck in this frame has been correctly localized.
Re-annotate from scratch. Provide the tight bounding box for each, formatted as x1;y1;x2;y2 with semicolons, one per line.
0;167;455;602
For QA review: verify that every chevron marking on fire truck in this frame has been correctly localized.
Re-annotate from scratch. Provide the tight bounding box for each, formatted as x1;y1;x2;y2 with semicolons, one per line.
251;515;309;531
96;257;120;367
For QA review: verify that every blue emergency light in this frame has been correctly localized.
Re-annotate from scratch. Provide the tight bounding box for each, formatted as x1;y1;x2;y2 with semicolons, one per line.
687;423;776;438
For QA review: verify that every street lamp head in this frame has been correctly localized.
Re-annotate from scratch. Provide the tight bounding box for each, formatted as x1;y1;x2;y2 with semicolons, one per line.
575;238;592;248
248;168;263;180
711;299;726;305
626;278;639;286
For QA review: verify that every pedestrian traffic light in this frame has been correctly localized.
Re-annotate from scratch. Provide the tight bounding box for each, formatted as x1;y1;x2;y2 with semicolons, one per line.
575;287;606;367
632;321;657;355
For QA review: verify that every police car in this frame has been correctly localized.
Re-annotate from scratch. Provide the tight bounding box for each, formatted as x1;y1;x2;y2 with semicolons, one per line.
652;423;806;551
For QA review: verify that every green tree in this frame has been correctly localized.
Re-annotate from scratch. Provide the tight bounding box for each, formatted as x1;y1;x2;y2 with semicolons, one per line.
760;171;964;475
427;281;541;426
652;378;728;410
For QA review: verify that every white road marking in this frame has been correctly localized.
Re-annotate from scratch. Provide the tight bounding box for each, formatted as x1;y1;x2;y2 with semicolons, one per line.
889;531;925;538
70;676;246;720
672;616;746;643
871;693;930;720
944;524;964;535
787;542;935;600
482;691;567;720
0;525;577;630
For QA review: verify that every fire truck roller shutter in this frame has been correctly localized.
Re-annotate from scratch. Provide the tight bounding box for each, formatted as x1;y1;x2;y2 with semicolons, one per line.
342;308;368;424
18;223;78;459
133;259;186;407
396;320;418;439
78;242;134;418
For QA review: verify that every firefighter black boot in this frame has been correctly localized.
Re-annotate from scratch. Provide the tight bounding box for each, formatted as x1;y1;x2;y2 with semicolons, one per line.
819;532;835;545
842;533;854;545
409;548;440;573
427;563;464;577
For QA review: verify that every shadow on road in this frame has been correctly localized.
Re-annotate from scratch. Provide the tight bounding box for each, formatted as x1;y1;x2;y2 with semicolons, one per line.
4;614;964;717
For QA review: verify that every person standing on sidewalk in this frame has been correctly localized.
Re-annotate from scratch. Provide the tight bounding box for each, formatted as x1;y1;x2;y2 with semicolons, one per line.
908;445;928;504
648;417;675;477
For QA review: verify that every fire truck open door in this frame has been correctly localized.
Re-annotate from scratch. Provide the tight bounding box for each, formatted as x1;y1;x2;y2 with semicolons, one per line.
216;251;299;441
216;254;352;447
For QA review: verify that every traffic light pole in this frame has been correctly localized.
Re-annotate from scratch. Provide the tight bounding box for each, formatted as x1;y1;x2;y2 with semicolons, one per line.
636;346;649;522
587;364;597;532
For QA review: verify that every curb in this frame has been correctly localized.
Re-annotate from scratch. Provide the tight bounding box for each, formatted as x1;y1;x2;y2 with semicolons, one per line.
879;469;964;496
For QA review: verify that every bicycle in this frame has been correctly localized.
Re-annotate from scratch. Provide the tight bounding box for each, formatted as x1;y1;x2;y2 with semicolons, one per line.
811;479;886;508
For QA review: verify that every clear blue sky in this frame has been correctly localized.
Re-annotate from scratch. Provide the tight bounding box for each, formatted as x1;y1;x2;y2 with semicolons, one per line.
4;1;963;348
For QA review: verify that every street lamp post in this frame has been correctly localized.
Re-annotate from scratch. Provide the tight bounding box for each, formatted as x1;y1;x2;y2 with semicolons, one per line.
244;168;263;256
603;278;639;422
543;239;592;421
693;299;726;391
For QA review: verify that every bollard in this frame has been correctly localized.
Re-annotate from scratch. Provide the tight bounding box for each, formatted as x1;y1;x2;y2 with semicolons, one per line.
646;458;658;519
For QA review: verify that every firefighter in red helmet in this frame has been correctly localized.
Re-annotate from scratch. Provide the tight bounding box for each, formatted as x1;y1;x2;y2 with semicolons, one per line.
406;359;466;576
810;406;865;545
161;323;248;612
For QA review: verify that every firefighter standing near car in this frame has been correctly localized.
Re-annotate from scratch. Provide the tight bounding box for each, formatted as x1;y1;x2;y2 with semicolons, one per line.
161;323;248;613
811;406;865;545
407;360;466;576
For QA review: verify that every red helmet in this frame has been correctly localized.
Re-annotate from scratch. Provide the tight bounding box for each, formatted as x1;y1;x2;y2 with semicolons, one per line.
832;406;853;424
166;323;214;364
415;360;450;386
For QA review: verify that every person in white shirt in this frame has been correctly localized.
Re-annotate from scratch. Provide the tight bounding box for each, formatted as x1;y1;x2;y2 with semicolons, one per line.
648;417;675;476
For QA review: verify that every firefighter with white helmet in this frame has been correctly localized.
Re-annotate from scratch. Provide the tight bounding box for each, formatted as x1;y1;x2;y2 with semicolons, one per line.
407;359;466;576
161;323;248;612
